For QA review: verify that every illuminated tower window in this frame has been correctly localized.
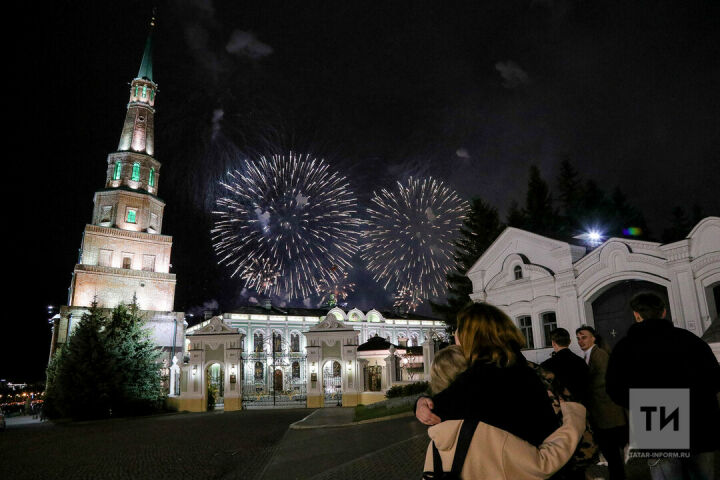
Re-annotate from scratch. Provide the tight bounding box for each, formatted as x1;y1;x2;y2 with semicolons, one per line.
126;208;137;223
150;90;154;101
142;85;147;98
113;162;122;180
131;163;140;181
134;86;139;97
149;167;155;187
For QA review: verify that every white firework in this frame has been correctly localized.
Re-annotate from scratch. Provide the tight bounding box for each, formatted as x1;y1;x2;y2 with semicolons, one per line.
212;152;361;299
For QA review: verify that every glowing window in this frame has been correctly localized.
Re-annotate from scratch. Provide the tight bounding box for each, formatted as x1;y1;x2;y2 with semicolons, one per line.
126;209;137;224
148;167;155;187
131;163;140;181
142;85;147;98
113;162;122;180
134;86;139;97
150;90;154;101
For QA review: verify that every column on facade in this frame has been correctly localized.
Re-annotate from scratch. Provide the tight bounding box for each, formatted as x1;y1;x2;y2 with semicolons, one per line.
305;343;322;407
385;346;399;387
422;339;436;380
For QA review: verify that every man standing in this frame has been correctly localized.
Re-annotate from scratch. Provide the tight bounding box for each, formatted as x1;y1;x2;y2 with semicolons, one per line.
606;292;720;480
541;328;589;403
577;325;628;480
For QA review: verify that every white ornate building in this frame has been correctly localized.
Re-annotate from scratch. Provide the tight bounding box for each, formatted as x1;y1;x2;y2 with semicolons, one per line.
170;306;445;411
467;217;720;363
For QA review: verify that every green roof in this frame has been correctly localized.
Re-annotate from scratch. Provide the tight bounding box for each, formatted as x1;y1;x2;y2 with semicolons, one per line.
136;24;154;81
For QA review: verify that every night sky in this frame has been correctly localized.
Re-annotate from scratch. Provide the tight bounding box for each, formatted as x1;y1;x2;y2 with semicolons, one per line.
9;0;719;382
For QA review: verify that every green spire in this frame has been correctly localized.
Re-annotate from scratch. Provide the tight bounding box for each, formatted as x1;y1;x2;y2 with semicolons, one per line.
136;14;155;81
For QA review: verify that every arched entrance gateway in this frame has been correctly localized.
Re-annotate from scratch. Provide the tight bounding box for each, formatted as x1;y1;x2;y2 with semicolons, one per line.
305;315;360;408
590;280;671;350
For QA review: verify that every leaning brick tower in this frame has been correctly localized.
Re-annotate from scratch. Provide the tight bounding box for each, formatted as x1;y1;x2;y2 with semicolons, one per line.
51;15;185;366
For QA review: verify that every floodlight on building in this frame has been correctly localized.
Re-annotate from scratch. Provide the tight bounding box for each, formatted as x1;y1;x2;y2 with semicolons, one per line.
573;229;604;247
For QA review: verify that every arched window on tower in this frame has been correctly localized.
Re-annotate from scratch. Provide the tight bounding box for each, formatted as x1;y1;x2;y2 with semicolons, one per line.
113;162;122;180
514;265;523;280
149;167;155;187
142;85;147;98
131;163;141;182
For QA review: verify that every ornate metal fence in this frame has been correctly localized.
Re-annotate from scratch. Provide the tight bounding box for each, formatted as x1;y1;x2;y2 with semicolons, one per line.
241;352;307;408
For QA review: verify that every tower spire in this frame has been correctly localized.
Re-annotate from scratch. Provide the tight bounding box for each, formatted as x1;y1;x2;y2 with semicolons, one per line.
137;10;156;81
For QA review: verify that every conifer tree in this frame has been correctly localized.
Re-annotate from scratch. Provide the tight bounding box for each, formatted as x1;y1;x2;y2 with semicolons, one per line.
556;159;582;235
44;300;164;419
524;165;556;232
431;198;503;329
46;302;112;420
104;301;164;416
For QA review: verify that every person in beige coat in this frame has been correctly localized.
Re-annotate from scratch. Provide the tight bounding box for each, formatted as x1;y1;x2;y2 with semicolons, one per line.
423;345;586;479
424;401;587;480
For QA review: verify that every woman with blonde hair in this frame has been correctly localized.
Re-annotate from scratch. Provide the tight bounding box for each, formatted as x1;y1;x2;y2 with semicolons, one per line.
423;344;586;479
416;302;559;446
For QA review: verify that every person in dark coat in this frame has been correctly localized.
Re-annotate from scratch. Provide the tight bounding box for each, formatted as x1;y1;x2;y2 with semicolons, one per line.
577;325;628;480
606;291;720;480
541;328;590;404
415;302;560;447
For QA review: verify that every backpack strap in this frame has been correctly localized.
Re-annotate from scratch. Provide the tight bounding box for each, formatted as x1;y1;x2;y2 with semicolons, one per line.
450;419;480;475
432;441;443;473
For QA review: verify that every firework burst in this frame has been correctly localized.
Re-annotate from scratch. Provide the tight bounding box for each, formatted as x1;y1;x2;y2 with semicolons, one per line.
362;176;468;301
212;152;361;299
316;270;356;307
393;285;423;312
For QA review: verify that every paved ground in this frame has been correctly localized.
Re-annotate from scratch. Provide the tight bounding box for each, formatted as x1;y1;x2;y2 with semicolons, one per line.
2;411;714;479
261;414;428;479
0;409;311;480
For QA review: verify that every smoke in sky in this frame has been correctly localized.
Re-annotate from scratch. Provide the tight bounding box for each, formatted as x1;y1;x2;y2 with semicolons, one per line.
495;60;530;88
226;30;274;58
211;108;224;140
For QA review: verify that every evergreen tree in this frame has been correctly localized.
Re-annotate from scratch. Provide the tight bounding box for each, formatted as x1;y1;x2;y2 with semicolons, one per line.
523;165;558;237
556;159;582;236
46;303;112;420
44;301;164;420
506;200;527;229
104;301;164;416
431;198;504;329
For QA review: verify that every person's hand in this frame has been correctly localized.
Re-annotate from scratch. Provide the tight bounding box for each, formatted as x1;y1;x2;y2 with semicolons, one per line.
416;397;441;425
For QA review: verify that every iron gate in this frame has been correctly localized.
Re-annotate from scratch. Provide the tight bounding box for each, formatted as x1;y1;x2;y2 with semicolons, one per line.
241;352;307;408
323;361;343;406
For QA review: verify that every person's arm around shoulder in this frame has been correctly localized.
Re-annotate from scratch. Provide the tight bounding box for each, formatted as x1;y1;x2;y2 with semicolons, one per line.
503;401;587;480
415;395;441;426
415;365;480;425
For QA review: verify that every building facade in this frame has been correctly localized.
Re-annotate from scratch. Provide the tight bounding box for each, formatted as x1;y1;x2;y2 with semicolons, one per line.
50;20;185;368
171;306;445;411
466;217;720;363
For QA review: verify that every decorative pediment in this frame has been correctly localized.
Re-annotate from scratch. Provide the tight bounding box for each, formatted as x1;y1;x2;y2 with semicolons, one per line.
190;316;238;335
310;315;352;331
